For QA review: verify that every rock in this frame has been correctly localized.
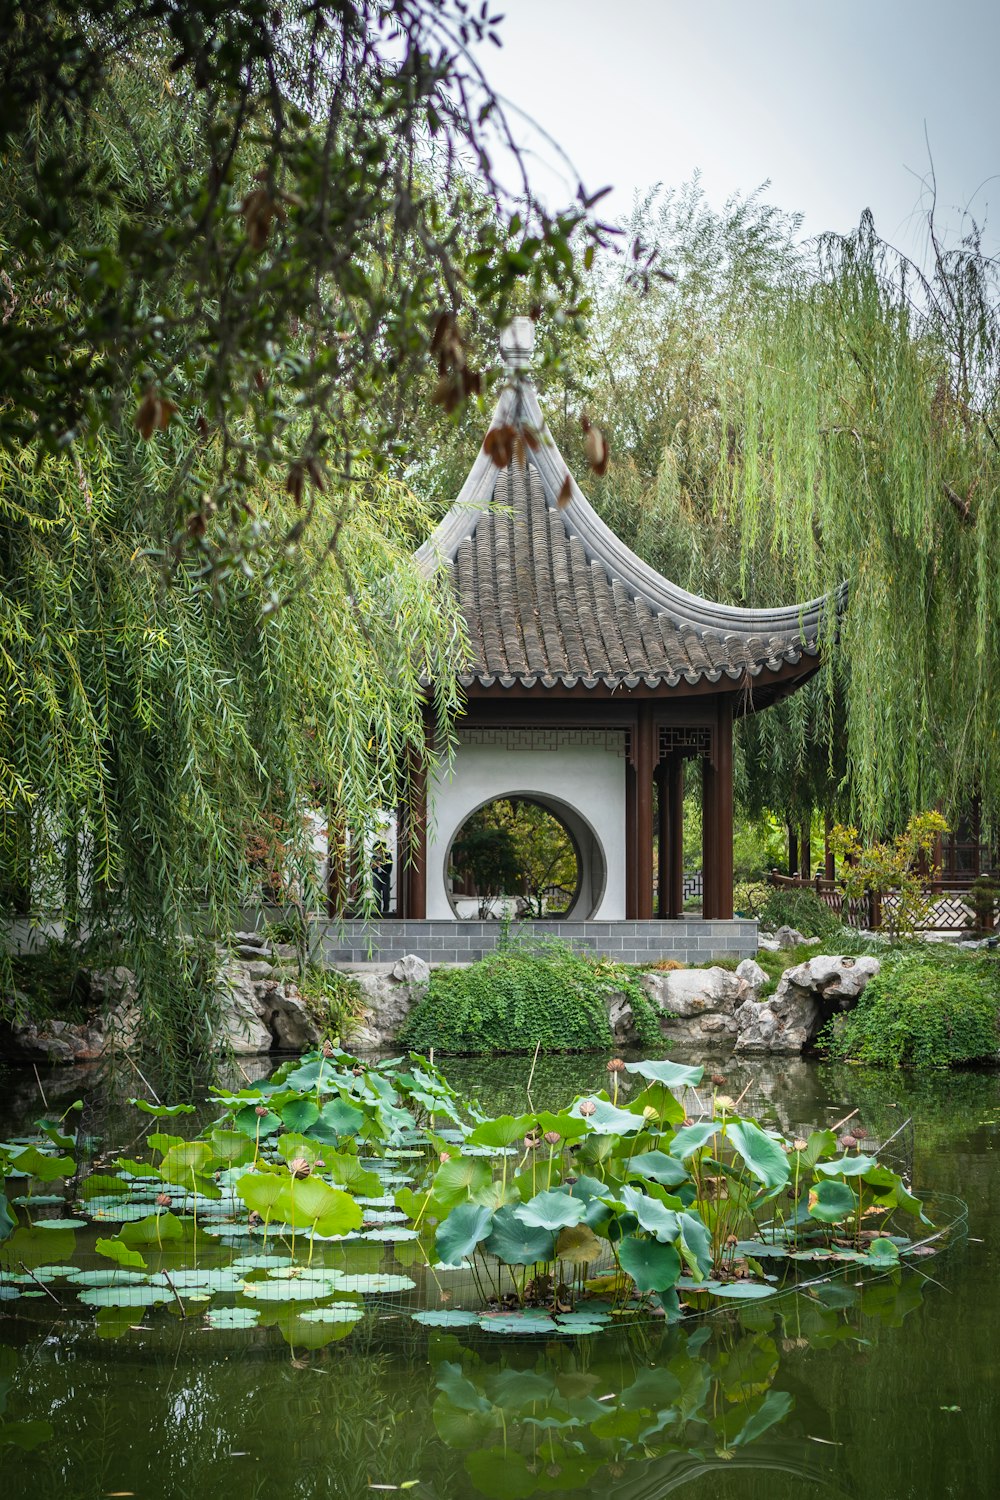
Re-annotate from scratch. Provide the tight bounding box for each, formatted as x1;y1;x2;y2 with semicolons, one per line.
735;958;769;997
235;943;272;961
254;980;320;1051
391;954;431;986
757;935;781;952
773;925;807;948
215;961;273;1054
637;966;749;1042
243;960;274;981
605;990;639;1046
735;953;881;1054
344;956;431;1048
4;966;142;1063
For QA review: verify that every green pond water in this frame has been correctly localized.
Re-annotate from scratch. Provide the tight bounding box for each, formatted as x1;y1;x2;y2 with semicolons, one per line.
1;1050;997;1499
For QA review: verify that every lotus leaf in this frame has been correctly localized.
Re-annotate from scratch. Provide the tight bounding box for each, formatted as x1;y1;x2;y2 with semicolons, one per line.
618;1186;680;1243
433;1156;492;1206
570;1097;644;1135
10;1193;65;1207
66;1268;148;1286
320;1154;382;1196
158;1141;218;1191
554;1223;603;1265
514;1189;587;1232
79;1174;131;1201
808;1178;857;1223
77;1285;171;1307
205;1129;254;1168
478;1312;558;1335
436;1201;494;1266
233;1105;281;1140
624;1059;705;1089
299;1304;364;1323
412;1309;480;1327
95;1236;147;1271
205;1306;261;1328
129;1099;196;1117
280;1098;321;1133
328;1272;416;1293
866;1237;901;1265
305;1096;366;1141
240;1276;335;1301
815;1153;879;1178
483;1206;556;1266
118;1212;184;1245
616;1235;681;1292
724;1121;791;1192
677;1212;713;1279
9;1147;75;1182
626;1150;690;1188
35;1217;87;1230
669;1121;720;1159
709;1281;776;1300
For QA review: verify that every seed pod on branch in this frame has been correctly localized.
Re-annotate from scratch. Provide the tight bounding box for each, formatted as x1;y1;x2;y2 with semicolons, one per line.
135;386;178;440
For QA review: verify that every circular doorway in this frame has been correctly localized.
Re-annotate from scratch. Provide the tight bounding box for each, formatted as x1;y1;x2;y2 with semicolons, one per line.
445;794;606;919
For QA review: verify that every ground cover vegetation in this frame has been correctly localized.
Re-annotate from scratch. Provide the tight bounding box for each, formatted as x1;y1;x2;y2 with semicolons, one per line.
823;943;1000;1069
0;1045;943;1349
398;935;664;1053
0;2;620;1063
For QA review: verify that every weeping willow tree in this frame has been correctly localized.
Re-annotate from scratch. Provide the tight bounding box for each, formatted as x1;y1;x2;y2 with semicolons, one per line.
0;3;611;1061
535;180;999;840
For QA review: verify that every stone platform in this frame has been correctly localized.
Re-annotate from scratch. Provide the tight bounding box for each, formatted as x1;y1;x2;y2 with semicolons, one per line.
316;918;757;968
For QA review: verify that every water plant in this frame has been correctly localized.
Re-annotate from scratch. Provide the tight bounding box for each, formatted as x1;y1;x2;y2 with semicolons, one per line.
0;1046;949;1347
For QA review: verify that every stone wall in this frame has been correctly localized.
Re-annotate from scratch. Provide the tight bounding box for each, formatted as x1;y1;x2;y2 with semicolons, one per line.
317;917;758;968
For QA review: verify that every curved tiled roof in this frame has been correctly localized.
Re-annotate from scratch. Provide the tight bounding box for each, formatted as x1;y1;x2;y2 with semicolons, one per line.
416;338;839;700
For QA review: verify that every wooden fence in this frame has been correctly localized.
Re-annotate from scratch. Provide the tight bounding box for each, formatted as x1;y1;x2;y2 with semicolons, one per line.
767;871;997;935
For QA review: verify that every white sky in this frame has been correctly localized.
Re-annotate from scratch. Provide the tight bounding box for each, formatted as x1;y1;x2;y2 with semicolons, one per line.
473;0;999;259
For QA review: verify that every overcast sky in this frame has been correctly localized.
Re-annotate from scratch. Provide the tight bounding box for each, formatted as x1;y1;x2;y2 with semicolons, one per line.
474;0;998;260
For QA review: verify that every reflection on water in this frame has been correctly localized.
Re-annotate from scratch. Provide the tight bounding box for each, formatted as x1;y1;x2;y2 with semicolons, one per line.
1;1052;998;1498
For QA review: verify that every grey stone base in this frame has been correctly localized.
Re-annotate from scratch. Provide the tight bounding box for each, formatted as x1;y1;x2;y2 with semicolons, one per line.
316;918;757;968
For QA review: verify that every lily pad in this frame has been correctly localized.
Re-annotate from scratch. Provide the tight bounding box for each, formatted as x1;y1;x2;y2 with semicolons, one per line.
77;1285;172;1308
411;1309;481;1328
709;1281;777;1300
298;1304;365;1323
328;1272;416;1294
205;1306;261;1329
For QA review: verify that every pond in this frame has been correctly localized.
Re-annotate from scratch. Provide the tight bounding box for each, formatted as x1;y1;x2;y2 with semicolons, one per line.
1;1050;997;1499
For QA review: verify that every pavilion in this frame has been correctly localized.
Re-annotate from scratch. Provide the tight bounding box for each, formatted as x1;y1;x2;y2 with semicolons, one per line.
322;319;835;967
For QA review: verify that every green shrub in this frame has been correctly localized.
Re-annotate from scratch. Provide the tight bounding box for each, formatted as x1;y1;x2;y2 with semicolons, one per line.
825;947;1000;1068
758;885;842;940
733;880;770;918
398;939;662;1054
298;967;366;1043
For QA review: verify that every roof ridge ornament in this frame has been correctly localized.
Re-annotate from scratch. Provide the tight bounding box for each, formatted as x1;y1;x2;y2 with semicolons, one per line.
500;316;535;373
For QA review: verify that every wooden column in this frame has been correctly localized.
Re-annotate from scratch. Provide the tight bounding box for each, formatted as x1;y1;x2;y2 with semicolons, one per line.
635;705;655;920
702;700;734;920
824;814;836;881
655;761;668;918
788;824;799;879
624;746;637;919
701;749;718;920
715;699;734;920
668;754;684;918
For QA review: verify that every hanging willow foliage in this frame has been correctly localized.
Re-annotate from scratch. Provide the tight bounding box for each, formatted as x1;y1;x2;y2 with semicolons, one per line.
535;182;999;836
0;427;465;1065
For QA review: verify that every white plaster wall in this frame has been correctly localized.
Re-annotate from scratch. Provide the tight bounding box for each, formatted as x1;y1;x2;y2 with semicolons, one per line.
426;739;626;919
